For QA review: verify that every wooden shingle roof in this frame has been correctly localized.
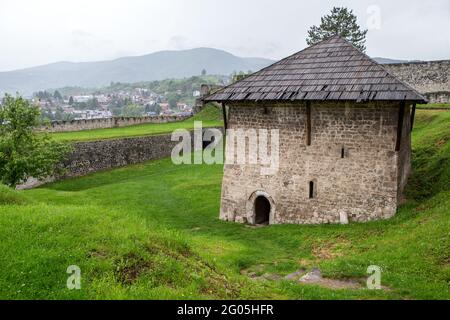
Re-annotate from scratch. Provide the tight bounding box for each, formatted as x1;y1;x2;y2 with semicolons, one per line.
205;35;427;103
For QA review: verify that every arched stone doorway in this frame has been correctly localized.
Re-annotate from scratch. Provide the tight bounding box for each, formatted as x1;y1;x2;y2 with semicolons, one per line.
246;191;275;225
254;196;271;224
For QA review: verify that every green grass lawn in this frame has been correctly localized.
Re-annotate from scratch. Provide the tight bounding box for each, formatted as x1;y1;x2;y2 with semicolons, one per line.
0;110;449;299
417;103;450;109
49;105;224;142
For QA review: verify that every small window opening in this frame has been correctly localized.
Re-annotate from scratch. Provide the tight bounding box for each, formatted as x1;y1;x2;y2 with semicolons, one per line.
309;181;314;199
341;147;345;158
263;107;269;114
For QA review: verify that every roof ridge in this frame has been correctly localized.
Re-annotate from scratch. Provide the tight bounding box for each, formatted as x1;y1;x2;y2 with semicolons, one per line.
334;36;428;102
205;34;427;103
205;35;340;98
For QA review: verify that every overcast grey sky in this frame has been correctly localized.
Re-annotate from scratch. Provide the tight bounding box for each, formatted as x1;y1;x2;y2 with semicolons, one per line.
0;0;449;71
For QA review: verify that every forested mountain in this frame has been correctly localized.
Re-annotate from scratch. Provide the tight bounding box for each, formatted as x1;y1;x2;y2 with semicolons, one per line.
0;48;274;96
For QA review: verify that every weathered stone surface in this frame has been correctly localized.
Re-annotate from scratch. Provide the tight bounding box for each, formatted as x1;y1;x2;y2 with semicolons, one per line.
299;268;323;282
61;134;178;177
423;92;450;104
17;128;221;189
384;60;450;103
220;101;411;224
298;268;362;289
40;114;190;133
284;269;306;281
339;211;349;224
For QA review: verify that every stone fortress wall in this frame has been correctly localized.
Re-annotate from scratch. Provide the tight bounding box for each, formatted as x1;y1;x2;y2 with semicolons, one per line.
384;60;450;103
18;128;222;189
41;114;191;133
20;110;218;189
64;127;222;178
62;133;185;178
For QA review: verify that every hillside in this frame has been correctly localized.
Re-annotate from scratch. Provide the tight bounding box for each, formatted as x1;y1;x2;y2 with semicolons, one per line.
0;48;274;96
0;110;449;299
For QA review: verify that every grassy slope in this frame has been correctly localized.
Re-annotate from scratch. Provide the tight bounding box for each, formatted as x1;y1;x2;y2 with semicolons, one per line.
0;184;30;205
417;103;450;109
0;110;449;299
49;105;223;142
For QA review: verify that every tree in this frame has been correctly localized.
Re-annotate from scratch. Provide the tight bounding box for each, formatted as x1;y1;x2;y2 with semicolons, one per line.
146;103;161;115
168;96;178;110
154;103;161;115
53;90;63;101
231;71;251;83
120;104;144;117
68;96;74;105
110;106;122;116
306;7;367;52
35;91;51;100
201;69;207;76
87;97;99;109
0;95;72;187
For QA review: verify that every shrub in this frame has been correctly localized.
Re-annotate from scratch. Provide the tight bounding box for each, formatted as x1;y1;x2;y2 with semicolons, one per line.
0;95;72;187
0;184;28;205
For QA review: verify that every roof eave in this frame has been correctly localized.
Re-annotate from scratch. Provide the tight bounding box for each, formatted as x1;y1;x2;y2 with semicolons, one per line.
204;97;428;104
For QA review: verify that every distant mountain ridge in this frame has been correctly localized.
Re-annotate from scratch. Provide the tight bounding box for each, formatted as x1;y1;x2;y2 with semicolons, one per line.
0;47;423;96
0;48;275;96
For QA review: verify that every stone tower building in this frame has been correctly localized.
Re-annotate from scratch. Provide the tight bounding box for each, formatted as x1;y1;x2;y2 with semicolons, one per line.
205;35;427;225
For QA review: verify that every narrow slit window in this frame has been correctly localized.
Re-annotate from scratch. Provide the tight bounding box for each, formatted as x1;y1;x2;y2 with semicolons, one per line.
306;102;311;146
309;181;314;199
341;147;345;158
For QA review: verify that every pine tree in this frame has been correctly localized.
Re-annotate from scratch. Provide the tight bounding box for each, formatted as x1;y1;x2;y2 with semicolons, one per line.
53;90;62;101
306;7;368;52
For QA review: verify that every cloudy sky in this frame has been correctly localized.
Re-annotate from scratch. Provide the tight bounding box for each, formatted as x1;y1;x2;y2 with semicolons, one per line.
0;0;449;71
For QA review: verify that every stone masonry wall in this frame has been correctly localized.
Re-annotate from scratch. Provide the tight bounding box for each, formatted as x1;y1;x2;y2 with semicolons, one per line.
61;134;180;178
17;128;221;189
424;91;450;104
41;114;190;133
220;101;411;224
384;60;450;103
